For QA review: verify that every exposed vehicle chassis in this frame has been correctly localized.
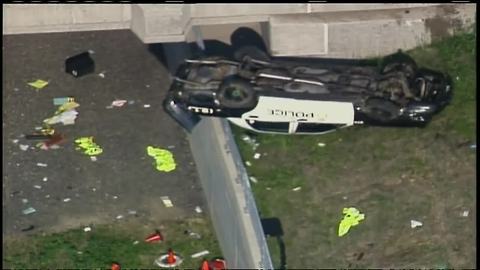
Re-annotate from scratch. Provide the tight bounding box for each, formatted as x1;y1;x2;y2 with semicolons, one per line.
164;47;452;134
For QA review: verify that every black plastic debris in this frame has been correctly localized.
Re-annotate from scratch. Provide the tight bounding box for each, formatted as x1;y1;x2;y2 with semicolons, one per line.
65;52;95;77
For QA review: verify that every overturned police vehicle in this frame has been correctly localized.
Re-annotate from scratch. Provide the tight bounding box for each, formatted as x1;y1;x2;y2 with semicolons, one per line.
163;47;452;134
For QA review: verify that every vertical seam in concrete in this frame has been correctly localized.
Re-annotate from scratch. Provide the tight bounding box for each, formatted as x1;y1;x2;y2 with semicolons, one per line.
324;23;329;54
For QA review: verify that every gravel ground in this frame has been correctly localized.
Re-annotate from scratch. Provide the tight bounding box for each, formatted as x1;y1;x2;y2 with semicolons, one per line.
2;30;205;236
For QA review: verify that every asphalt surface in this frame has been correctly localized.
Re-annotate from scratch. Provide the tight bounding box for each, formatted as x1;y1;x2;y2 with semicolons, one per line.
2;30;205;236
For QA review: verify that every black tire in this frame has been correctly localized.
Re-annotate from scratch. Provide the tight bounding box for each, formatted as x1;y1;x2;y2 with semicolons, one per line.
233;46;271;62
381;52;417;80
365;98;401;122
217;77;257;109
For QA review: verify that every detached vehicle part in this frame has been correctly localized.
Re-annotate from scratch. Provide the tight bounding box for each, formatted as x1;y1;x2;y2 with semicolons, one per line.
164;48;452;134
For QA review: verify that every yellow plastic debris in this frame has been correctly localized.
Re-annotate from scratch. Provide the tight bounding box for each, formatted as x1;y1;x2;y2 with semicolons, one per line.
56;101;80;114
28;79;49;90
338;207;365;237
75;136;103;156
147;146;176;172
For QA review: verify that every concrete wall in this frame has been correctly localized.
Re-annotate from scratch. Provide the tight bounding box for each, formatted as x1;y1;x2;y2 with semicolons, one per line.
4;4;476;58
188;118;273;269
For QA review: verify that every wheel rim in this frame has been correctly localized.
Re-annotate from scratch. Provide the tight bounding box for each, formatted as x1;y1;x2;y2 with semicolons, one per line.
225;86;247;101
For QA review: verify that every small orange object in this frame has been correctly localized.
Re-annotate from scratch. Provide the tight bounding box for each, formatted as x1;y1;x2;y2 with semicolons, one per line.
167;248;176;264
200;259;210;270
111;262;121;270
145;230;163;243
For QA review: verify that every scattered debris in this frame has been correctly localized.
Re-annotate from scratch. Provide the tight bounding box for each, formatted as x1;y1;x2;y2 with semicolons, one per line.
249;176;258;184
146;84;151;88
154;249;183;268
128;100;135;105
44;109;79;125
75;137;103;156
111;100;127;107
143;104;151;108
98;72;105;78
133;240;140;245
12;139;19;144
63;198;71;202
19;144;29;151
22;207;36;215
160;196;174;208
456;76;460;81
145;231;163;243
292;186;302;191
191;250;210;259
116;215;124;220
36;163;48;167
14;88;19;92
266;187;272;191
167;145;175;149
28;79;49;90
147;146;176;172
253;153;261;159
33;185;42;189
43;177;48;182
90;156;97;162
317;142;326;147
45;194;50;198
53;97;75;106
461;210;469;217
338;207;365;237
195;206;203;213
21;199;29;204
84;226;92;232
245;161;252;167
410;220;423;228
342;196;348;200
470;144;476;149
127;210;137;215
21;225;35;232
187;231;201;239
241;134;260;150
113;195;118;199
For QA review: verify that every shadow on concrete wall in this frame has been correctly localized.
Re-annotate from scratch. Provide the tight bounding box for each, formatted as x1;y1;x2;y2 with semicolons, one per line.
147;27;269;74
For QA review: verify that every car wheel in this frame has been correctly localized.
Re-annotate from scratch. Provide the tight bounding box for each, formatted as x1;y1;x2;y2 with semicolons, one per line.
365;98;401;122
381;52;418;79
233;46;271;62
217;76;257;109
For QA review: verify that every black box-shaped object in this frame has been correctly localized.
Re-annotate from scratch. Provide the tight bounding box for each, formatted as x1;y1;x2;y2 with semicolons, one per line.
65;52;95;77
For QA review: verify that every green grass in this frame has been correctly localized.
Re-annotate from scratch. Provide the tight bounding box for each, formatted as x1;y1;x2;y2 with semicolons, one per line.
233;31;476;269
3;218;222;269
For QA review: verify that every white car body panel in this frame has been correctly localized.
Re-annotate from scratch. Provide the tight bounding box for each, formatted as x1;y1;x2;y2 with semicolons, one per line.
227;96;355;134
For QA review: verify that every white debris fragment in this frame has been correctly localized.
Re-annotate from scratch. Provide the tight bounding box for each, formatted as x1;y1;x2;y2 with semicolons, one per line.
98;72;105;78
128;100;135;105
12;139;19;144
22;207;36;215
292;186;302;191
111;100;127;107
342;196;348;200
116;215;124;220
92;188;96;192
19;144;29;151
128;210;137;215
470;144;476;149
160;196;174;207
143;104;151;108
249;177;258;184
33;185;42;189
84;226;92;232
195;206;202;213
49;145;60;150
36;163;48;167
106;105;114;109
146;84;150;88
90;156;97;162
167;145;175;149
191;250;210;258
410;220;423;228
45;194;50;198
88;49;95;54
253;153;261;159
245;161;252;167
63;198;71;202
456;76;460;81
14;88;19;92
266;187;272;191
317;142;326;147
461;210;469;217
34;126;42;131
133;240;140;245
113;195;118;199
21;198;29;204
